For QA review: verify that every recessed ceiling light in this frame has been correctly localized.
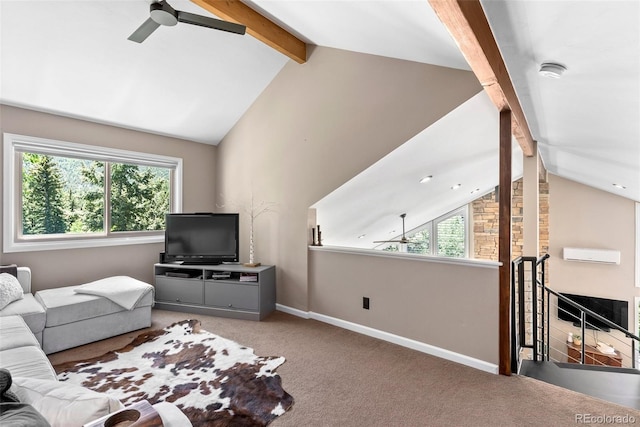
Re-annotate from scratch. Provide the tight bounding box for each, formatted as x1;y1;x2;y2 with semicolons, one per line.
419;175;433;184
358;234;366;239
613;183;626;189
470;188;481;194
451;184;461;190
539;62;567;78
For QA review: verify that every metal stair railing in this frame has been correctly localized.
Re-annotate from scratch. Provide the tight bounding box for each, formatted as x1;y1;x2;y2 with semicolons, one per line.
511;254;640;372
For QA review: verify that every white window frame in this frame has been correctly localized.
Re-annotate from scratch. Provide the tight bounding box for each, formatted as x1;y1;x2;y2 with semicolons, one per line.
3;133;183;253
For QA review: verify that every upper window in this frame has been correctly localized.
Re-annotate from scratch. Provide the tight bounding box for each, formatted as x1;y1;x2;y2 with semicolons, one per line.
3;133;182;252
380;207;468;258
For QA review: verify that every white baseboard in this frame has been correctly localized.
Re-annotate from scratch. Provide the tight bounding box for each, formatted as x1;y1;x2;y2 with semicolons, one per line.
276;304;498;375
275;303;310;319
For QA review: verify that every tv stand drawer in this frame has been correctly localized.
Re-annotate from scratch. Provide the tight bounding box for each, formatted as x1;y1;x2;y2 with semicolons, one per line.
155;277;204;304
205;281;259;311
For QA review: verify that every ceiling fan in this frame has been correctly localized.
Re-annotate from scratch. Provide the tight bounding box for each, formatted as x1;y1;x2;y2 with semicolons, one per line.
373;213;411;245
128;0;246;43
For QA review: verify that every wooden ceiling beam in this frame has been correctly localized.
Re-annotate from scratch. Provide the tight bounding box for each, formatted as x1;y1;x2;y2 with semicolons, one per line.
428;0;535;156
191;0;307;64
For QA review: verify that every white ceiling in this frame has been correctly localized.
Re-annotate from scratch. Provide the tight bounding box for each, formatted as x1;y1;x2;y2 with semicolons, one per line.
314;92;523;248
482;0;640;204
1;1;638;248
0;0;288;144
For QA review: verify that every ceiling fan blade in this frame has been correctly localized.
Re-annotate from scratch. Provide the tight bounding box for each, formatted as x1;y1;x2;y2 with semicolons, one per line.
128;17;161;43
177;11;246;35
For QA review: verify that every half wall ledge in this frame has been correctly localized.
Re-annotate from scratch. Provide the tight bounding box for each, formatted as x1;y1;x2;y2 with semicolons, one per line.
308;245;501;269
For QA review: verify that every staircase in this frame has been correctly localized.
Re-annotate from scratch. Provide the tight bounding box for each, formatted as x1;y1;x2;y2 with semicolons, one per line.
512;255;640;409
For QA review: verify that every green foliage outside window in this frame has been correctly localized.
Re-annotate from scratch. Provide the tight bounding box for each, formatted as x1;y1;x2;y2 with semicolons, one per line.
407;229;430;254
21;153;170;236
22;153;67;235
436;215;465;257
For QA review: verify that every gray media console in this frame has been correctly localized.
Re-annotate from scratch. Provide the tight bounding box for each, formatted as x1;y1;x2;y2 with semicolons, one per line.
153;263;276;320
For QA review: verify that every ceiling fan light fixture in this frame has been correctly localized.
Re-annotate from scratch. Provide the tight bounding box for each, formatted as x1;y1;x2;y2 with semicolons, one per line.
150;1;178;26
539;62;567;79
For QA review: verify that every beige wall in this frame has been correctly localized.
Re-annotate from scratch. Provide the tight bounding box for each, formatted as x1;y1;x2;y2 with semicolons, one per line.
548;174;639;355
309;249;499;364
0;105;217;290
215;46;481;310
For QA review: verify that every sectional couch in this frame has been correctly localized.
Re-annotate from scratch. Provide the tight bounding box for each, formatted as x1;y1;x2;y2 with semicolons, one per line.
0;267;190;426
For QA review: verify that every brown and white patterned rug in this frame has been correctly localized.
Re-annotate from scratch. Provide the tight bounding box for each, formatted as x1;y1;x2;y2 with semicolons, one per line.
54;319;294;426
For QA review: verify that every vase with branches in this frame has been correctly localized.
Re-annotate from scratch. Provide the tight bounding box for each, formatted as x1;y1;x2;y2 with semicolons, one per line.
218;194;276;267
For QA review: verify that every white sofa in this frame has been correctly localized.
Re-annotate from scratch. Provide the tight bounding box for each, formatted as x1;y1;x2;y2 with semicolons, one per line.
0;267;46;345
0;267;191;427
0;314;191;427
0;314;123;426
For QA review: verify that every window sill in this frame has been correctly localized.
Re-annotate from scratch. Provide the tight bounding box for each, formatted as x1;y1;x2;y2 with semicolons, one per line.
308;245;501;269
3;234;164;253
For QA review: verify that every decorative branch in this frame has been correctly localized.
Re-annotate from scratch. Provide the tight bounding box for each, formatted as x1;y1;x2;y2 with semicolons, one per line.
217;193;277;266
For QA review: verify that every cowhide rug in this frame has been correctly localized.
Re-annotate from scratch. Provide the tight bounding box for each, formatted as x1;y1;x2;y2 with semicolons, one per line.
54;319;294;427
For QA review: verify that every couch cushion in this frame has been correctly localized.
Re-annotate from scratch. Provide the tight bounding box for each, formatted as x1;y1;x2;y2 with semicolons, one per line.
0;316;40;351
0;295;46;334
0;347;56;381
35;286;153;328
0;274;24;310
11;377;124;427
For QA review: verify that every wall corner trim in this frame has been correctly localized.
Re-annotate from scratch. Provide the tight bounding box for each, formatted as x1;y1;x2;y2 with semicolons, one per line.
276;304;498;375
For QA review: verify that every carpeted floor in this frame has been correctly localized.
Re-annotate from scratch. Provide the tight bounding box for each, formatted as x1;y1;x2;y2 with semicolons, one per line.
48;309;640;426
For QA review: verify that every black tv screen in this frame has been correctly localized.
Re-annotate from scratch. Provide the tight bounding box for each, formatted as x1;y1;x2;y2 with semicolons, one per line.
557;293;628;332
165;213;239;264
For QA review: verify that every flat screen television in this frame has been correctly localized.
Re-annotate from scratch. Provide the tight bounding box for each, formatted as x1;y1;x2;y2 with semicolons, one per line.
557;293;628;332
164;213;239;265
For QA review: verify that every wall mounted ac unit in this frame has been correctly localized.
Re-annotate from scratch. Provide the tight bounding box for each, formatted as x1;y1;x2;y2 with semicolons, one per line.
562;247;620;265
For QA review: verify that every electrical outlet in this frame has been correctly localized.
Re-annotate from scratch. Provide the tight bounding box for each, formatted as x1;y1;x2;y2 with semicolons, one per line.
363;297;370;310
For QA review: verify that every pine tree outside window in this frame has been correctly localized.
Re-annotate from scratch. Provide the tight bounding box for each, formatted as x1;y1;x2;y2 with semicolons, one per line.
3;133;182;252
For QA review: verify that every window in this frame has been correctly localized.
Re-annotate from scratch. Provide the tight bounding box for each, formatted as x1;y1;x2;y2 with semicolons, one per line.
381;207;468;258
3;133;182;252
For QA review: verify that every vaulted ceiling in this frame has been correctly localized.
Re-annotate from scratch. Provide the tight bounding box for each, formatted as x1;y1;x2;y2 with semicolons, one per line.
1;1;638;246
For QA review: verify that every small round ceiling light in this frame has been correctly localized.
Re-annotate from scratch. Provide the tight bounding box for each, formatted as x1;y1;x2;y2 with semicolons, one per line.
613;183;626;190
419;175;433;184
451;184;461;190
539;62;567;79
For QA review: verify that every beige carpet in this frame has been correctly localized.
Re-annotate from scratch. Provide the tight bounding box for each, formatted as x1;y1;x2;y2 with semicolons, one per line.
49;309;640;426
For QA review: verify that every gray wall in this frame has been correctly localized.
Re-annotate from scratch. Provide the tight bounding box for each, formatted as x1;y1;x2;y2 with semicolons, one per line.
215;46;482;310
309;248;500;364
547;174;639;359
0;105;217;290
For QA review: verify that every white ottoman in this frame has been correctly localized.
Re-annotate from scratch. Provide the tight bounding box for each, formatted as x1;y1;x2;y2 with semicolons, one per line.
34;277;153;354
